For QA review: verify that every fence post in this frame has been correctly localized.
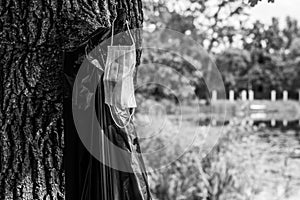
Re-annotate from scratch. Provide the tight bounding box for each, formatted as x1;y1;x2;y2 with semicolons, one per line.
212;90;217;101
271;90;276;101
248;120;254;125
283;90;288;101
229;90;234;102
249;90;254;101
241;90;247;101
211;119;217;126
271;119;276;127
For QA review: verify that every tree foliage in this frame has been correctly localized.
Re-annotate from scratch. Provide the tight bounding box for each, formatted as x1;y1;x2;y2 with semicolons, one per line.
248;0;275;7
141;0;300;101
143;0;249;53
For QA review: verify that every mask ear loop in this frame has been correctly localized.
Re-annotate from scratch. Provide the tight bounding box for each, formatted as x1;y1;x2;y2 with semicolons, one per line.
125;20;136;122
126;20;136;118
110;18;116;46
125;20;135;45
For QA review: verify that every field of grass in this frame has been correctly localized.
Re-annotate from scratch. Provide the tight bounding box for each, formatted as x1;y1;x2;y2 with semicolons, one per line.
135;101;300;200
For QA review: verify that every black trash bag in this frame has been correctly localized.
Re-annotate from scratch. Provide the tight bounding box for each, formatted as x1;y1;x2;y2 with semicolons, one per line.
63;26;151;200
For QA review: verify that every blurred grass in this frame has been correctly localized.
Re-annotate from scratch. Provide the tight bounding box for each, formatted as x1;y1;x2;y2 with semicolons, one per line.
180;100;300;122
135;101;300;200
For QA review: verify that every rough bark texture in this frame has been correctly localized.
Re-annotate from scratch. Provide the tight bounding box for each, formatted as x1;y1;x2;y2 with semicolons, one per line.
0;0;143;199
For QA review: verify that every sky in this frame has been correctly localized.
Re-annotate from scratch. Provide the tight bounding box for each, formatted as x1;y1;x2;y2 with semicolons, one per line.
247;0;300;26
166;0;300;28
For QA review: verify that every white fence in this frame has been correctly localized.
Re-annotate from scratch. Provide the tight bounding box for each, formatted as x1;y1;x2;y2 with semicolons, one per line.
211;90;300;101
210;90;300;127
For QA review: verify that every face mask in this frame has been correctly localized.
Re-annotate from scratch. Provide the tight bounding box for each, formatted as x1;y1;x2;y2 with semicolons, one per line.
103;20;137;128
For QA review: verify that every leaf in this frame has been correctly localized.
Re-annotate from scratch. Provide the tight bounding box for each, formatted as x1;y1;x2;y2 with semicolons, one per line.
248;0;259;7
248;0;274;7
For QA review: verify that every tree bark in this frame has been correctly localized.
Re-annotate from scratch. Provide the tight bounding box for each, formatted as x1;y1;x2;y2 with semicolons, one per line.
0;0;143;199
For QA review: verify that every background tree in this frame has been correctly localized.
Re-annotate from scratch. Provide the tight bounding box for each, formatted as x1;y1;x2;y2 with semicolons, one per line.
140;0;250;103
215;48;251;92
143;0;249;53
248;0;275;7
0;1;142;199
140;0;299;102
239;17;300;98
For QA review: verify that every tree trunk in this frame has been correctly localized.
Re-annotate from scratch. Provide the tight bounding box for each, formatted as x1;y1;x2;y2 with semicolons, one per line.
0;0;143;199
